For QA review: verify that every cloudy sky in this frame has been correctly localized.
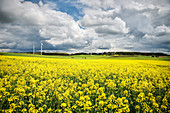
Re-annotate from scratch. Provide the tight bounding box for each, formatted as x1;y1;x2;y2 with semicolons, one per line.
0;0;170;53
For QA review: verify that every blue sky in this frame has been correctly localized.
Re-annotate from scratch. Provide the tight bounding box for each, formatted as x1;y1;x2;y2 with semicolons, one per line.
25;0;83;21
0;0;170;54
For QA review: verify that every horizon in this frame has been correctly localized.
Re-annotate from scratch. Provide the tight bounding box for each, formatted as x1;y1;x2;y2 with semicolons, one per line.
0;0;170;54
1;51;169;55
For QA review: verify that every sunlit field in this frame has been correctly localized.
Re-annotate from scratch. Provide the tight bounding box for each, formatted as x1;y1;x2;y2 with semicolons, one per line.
0;55;169;113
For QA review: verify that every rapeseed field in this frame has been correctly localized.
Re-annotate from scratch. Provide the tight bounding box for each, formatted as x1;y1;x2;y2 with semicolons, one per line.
0;56;169;113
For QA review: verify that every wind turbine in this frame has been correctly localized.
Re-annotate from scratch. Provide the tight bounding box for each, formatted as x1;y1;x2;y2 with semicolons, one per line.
33;44;35;55
90;38;93;56
102;42;103;55
114;47;117;55
41;41;43;55
111;44;116;55
85;39;92;55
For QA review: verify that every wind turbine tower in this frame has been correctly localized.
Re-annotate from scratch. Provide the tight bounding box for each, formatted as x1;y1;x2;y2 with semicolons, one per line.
91;39;93;56
41;41;43;55
102;42;103;55
33;44;35;55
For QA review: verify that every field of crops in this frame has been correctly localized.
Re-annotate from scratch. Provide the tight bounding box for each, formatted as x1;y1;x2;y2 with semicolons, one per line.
0;55;169;113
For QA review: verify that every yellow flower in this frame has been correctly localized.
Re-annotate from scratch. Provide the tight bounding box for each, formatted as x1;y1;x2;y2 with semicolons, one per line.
19;101;24;105
153;102;159;108
38;107;43;112
99;101;105;107
135;105;140;110
47;108;52;112
72;105;77;109
8;98;13;102
161;105;167;110
21;108;27;113
61;103;67;108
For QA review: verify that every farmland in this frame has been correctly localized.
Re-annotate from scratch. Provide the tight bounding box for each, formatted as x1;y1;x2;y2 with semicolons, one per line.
0;54;170;113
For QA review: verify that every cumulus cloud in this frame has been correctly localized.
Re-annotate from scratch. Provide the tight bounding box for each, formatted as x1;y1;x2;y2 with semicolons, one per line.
77;0;170;53
79;0;115;10
0;0;47;25
0;0;170;53
154;25;170;36
0;0;97;52
79;16;129;35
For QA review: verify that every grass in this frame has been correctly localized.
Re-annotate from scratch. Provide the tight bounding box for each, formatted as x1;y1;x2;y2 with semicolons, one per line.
0;52;170;61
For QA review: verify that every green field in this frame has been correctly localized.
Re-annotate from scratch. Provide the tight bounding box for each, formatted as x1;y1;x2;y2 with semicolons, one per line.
0;52;170;61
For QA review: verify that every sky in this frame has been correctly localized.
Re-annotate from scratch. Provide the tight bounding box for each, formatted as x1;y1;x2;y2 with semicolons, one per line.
0;0;170;54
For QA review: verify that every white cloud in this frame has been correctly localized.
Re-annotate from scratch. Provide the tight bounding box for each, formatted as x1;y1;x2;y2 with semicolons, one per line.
79;15;129;35
95;17;129;34
0;0;98;51
77;0;170;53
0;0;170;53
154;25;170;34
79;0;115;10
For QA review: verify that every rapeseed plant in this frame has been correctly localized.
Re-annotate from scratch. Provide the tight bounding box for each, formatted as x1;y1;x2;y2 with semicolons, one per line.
0;56;169;112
